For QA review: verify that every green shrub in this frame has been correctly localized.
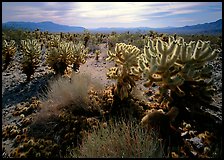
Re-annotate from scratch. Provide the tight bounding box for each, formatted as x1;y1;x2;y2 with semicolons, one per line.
67;120;164;158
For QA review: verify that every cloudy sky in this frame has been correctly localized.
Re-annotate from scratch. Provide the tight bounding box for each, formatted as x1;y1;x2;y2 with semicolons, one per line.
2;2;222;28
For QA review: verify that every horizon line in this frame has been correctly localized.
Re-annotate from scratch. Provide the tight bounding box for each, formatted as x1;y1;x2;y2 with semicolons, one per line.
2;18;222;29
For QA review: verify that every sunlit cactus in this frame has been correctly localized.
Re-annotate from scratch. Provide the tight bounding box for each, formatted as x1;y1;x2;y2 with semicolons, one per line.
46;35;61;48
20;39;41;81
106;43;141;100
46;41;76;75
46;41;87;75
70;42;87;72
139;36;182;89
2;39;17;71
175;37;221;81
140;36;221;107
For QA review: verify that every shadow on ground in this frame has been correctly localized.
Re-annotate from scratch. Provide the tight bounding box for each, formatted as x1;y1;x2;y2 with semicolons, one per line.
2;73;54;108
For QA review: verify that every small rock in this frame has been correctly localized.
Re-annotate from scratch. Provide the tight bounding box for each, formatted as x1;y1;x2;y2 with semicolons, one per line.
187;137;204;150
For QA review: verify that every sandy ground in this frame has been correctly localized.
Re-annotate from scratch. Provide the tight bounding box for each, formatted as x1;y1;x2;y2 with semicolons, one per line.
79;43;115;87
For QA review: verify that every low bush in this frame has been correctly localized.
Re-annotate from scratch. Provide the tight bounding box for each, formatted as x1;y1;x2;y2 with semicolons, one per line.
67;120;164;158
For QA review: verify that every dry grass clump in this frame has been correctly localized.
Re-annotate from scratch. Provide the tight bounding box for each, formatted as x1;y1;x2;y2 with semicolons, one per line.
37;72;102;119
67;120;164;158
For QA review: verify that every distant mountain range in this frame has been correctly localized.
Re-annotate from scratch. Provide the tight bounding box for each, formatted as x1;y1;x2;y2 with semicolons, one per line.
2;19;222;35
89;19;222;35
2;21;85;33
156;19;222;35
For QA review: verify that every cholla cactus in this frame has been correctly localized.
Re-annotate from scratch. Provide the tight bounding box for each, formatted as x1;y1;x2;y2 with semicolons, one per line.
83;32;90;48
46;35;61;48
139;37;182;87
95;50;100;61
46;41;87;75
106;43;141;100
107;35;119;51
140;36;221;106
70;42;87;72
2;40;17;71
176;38;220;81
46;41;76;75
20;39;41;81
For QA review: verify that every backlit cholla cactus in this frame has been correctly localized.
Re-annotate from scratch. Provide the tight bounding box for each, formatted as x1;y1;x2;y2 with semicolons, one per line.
106;43;141;100
139;36;221;106
70;42;87;72
139;36;182;96
46;35;61;48
175;37;220;81
46;41;76;75
20;39;41;81
2;40;17;71
46;41;87;75
173;37;221;104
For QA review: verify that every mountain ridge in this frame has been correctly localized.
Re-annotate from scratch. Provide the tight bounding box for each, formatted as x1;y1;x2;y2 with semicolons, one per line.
2;19;222;35
2;21;86;33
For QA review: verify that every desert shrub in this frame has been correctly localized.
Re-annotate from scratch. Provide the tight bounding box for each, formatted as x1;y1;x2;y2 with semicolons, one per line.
20;39;41;81
2;39;17;71
67;120;164;158
38;72;102;119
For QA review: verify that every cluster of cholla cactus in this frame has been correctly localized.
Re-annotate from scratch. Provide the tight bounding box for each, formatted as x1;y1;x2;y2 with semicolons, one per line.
95;50;100;61
71;42;87;72
83;32;90;48
46;35;61;48
2;40;17;71
137;36;221;106
46;40;87;75
107;34;119;51
20;39;41;81
106;43;141;100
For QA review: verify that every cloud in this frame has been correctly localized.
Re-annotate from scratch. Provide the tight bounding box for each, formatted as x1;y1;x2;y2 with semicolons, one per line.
2;2;222;28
